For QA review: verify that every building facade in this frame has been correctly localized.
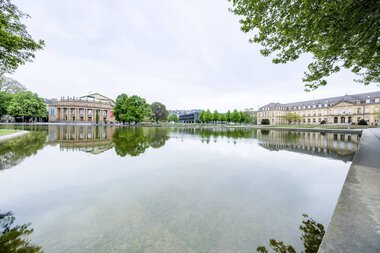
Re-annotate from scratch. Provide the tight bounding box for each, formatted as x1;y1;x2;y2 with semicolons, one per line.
257;91;380;125
48;93;116;123
179;112;200;123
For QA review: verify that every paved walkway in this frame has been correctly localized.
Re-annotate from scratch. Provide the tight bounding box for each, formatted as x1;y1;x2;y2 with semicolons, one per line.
318;128;380;252
0;131;29;143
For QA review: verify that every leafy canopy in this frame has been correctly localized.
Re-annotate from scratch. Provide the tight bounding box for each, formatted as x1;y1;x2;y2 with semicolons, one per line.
0;211;42;253
7;91;46;118
229;0;380;90
114;94;151;123
151;102;168;122
168;114;179;122
0;0;45;74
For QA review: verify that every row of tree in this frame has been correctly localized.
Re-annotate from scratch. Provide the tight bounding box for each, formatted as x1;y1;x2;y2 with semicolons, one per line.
199;109;254;124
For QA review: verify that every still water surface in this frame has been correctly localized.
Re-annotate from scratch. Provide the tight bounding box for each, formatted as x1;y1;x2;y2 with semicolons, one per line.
0;125;359;252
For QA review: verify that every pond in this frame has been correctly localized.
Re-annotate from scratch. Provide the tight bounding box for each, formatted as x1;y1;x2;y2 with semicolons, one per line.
0;125;360;253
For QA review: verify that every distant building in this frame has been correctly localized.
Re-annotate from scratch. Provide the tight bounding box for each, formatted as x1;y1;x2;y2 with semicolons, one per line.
48;93;116;123
257;91;380;125
169;109;202;117
179;112;200;123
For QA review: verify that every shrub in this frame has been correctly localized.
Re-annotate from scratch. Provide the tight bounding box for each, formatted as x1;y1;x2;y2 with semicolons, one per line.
320;120;327;124
261;119;270;125
358;119;368;125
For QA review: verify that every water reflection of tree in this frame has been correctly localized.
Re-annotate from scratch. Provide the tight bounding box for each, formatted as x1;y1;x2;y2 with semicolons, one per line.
0;131;46;170
257;214;325;253
112;127;169;157
0;211;42;253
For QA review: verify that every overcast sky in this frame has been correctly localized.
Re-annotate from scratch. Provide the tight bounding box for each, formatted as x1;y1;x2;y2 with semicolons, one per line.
13;0;379;111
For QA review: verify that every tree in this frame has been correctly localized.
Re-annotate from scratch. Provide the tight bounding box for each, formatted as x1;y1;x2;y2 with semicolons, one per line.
281;113;302;125
257;214;325;253
0;0;45;75
212;110;219;123
230;109;241;123
0;76;26;93
151;102;168;122
229;0;380;90
0;211;42;253
203;109;212;123
261;119;270;125
226;110;231;122
168;114;179;122
218;113;227;123
0;91;12;117
114;94;151;124
7;91;46;122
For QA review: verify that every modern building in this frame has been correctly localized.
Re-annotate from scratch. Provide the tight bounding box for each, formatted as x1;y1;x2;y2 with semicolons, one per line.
257;91;380;125
169;109;202;117
48;93;116;123
179;112;200;123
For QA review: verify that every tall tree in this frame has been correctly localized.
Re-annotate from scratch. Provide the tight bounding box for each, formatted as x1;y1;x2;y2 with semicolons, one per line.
212;110;219;123
168;113;179;122
230;0;380;90
151;102;168;122
230;109;242;123
114;94;151;124
0;76;26;93
7;91;46;121
0;91;12;117
0;0;45;75
226;110;231;122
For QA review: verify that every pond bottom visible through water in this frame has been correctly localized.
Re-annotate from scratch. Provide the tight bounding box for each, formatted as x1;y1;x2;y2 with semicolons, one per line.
0;126;357;253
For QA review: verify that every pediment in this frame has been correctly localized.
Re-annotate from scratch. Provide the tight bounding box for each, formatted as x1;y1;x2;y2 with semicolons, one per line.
334;101;355;107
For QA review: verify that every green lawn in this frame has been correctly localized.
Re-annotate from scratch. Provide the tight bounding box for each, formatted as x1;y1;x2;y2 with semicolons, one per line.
0;129;20;136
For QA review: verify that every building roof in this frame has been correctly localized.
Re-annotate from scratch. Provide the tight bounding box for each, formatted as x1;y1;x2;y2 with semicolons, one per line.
259;91;380;111
80;93;115;103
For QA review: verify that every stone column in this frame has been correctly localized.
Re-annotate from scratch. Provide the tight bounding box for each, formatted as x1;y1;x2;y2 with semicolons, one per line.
61;107;64;122
67;107;71;122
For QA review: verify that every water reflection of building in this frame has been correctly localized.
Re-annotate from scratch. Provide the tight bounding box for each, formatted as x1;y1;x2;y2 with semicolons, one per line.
47;125;115;154
257;130;360;162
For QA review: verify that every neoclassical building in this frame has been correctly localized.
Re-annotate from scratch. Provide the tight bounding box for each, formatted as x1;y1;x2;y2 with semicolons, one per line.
48;93;116;123
257;91;380;125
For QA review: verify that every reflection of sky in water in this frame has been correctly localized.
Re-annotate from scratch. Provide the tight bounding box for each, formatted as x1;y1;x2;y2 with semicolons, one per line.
0;129;351;253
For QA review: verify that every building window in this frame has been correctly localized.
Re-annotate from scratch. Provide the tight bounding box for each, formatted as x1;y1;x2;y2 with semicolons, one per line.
365;107;370;113
313;118;316;123
366;98;370;103
50;108;55;116
375;98;379;103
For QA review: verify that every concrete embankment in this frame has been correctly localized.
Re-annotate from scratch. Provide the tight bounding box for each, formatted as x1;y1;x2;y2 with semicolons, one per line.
318;128;380;253
0;131;29;143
